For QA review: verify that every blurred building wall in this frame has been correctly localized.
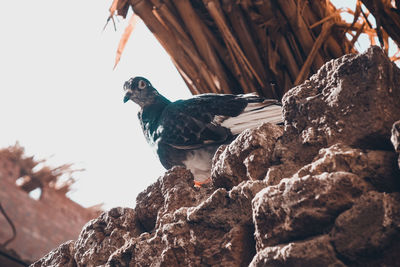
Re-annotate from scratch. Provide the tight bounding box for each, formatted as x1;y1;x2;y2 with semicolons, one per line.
0;151;99;263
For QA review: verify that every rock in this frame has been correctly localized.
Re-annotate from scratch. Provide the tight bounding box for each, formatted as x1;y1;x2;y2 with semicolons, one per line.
31;240;76;267
296;143;400;192
249;235;345;267
252;171;372;249
392;120;400;152
211;123;283;189
107;180;267;267
392;120;400;169
134;176;163;232
279;46;400;172
107;171;265;266
331;191;400;265
187;180;267;229
135;166;211;232
157;166;210;218
187;188;230;228
73;207;140;266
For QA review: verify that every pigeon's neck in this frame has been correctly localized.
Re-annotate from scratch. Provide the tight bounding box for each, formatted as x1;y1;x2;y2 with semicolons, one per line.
144;94;170;109
141;95;170;123
141;93;170;109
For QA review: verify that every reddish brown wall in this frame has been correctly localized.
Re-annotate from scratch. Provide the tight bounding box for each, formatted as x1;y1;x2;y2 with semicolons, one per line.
0;155;99;262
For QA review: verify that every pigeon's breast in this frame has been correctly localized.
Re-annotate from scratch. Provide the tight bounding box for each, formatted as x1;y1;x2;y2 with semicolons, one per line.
182;145;219;181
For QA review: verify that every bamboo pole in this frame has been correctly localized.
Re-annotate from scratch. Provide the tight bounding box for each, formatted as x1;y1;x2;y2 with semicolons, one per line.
295;21;334;85
275;0;325;70
268;0;306;71
130;0;203;94
279;35;300;81
304;2;346;58
149;0;219;94
151;0;189;43
172;31;222;94
173;0;230;93
203;0;253;93
222;1;267;82
283;71;292;95
151;4;220;94
204;0;276;97
254;0;300;83
239;1;279;96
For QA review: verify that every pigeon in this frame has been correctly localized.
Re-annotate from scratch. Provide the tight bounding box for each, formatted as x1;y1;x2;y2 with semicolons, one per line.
123;76;283;183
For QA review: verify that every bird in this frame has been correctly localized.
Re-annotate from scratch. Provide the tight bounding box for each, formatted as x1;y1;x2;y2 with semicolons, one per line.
123;76;283;184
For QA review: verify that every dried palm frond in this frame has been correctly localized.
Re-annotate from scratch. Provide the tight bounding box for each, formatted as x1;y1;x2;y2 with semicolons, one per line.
0;143;82;195
109;0;400;99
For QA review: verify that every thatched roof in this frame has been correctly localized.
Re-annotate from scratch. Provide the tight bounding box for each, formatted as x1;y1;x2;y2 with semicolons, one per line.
0;143;82;195
110;0;400;99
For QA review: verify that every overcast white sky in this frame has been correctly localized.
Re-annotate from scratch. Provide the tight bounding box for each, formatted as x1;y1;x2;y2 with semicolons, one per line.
0;0;396;209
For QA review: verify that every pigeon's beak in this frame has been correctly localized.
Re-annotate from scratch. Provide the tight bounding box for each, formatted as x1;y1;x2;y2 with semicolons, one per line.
123;91;132;103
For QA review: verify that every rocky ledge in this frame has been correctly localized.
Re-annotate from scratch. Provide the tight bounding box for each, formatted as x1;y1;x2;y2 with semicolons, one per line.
33;46;400;266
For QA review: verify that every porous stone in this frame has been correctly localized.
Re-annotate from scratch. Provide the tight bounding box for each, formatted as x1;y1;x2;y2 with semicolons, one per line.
252;171;372;250
134;176;163;232
249;235;345;267
392;120;400;152
296;143;400;192
108;180;267;266
392;120;400;169
73;207;140;266
211;123;283;189
279;46;400;172
31;240;76;267
331;191;400;265
135;166;211;232
187;180;267;229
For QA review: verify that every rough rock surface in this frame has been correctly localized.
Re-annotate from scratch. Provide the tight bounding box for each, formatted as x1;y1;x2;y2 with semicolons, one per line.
296;143;400;192
392;120;400;168
253;171;372;249
212;123;283;189
277;45;400;179
73;207;141;266
32;241;76;267
249;235;346;267
134;166;211;232
331;191;400;266
33;46;400;267
104;177;265;266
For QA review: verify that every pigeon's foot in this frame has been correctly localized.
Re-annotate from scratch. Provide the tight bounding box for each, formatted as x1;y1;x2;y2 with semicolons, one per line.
194;177;211;187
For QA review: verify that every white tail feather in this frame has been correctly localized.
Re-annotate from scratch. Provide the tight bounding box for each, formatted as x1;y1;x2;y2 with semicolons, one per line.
219;104;283;135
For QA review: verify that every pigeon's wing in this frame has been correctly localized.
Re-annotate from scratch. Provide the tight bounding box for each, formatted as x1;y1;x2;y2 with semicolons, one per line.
187;93;283;135
157;94;250;149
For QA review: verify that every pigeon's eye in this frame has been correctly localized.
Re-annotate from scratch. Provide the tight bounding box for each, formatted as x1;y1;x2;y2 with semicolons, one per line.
138;80;146;89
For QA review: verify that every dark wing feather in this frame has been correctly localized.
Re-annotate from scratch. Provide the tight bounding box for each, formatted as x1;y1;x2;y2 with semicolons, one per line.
156;94;253;149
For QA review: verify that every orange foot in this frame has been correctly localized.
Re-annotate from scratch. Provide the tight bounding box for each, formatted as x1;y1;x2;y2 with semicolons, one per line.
194;177;212;187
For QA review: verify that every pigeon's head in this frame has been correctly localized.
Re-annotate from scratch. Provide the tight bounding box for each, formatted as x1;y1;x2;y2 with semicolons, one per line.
123;76;160;107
